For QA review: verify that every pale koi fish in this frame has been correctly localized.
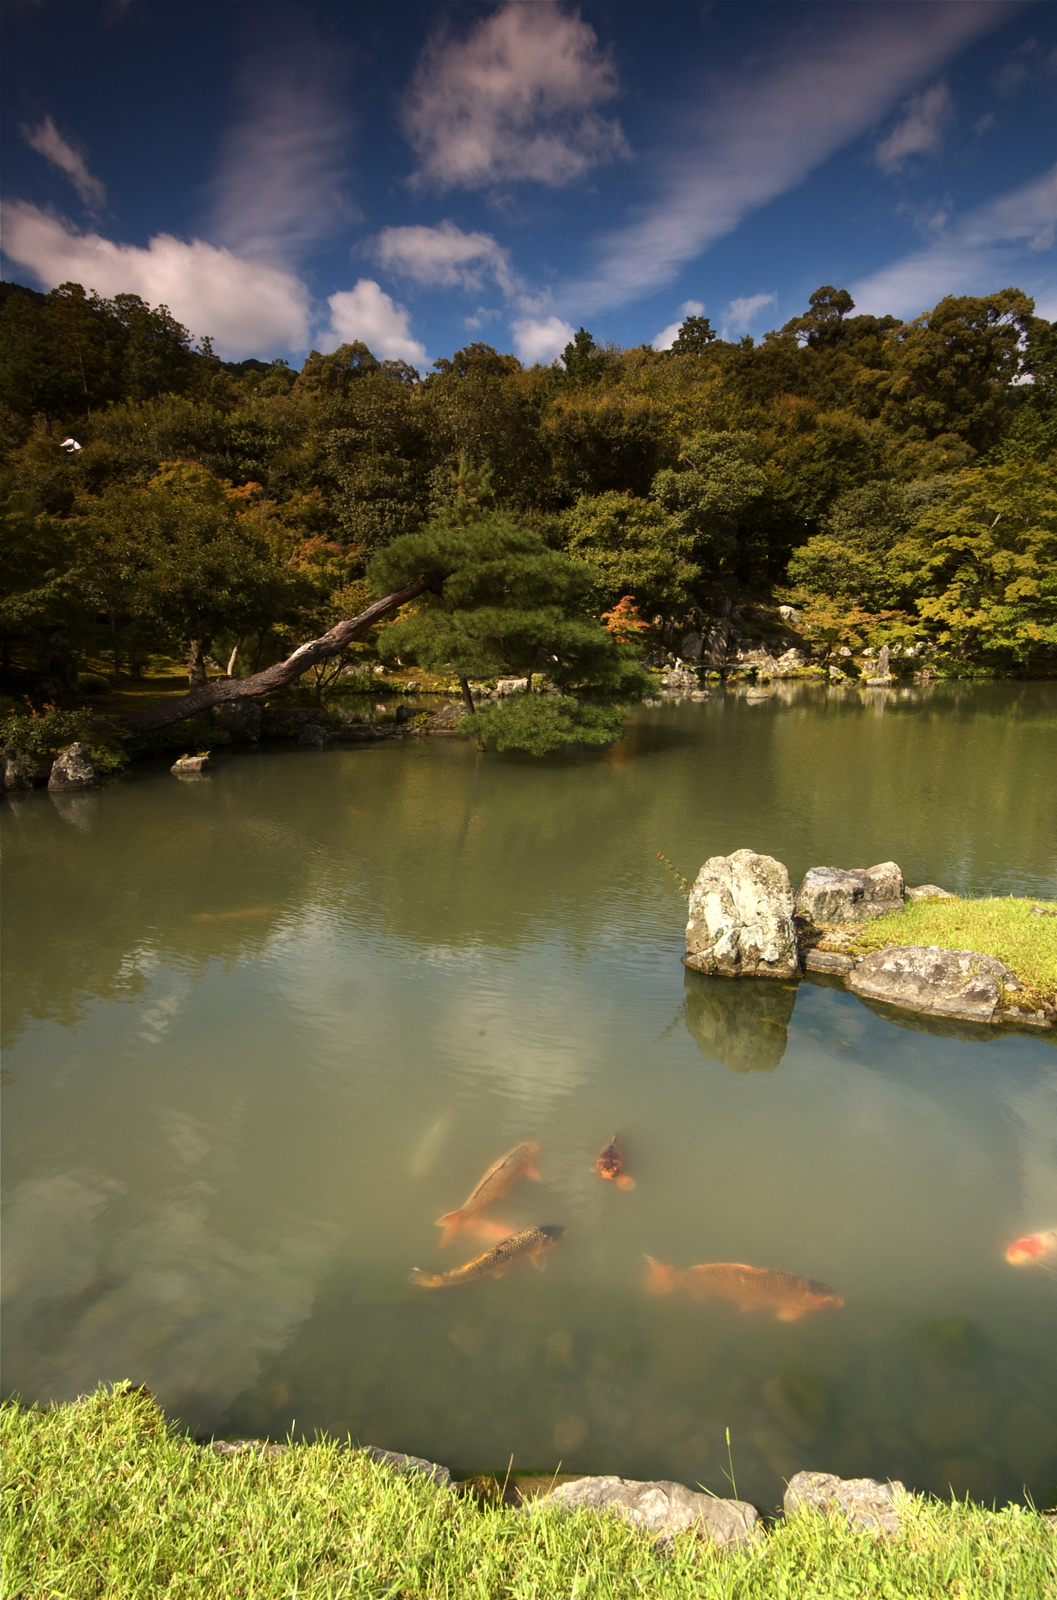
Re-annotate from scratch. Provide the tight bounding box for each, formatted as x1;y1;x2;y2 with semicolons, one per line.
436;1142;540;1247
645;1256;843;1321
411;1225;564;1288
596;1135;635;1190
1005;1229;1057;1268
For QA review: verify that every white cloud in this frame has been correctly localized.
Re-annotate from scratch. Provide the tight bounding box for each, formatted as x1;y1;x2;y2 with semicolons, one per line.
372;220;514;295
725;292;776;334
875;82;954;174
0;201;310;357
21;115;106;212
562;3;1008;314
652;298;704;349
402;0;628;189
511;314;575;365
208;31;354;263
850;165;1057;319
324;279;427;365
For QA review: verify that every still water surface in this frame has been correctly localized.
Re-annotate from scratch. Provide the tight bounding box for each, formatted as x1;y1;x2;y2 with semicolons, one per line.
3;681;1056;1508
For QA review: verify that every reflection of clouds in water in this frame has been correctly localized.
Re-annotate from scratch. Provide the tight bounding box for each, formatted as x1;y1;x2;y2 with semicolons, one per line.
434;977;599;1109
1007;1072;1057;1230
1;1164;334;1426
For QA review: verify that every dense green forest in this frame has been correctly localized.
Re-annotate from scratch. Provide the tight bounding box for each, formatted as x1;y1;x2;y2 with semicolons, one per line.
2;276;1055;718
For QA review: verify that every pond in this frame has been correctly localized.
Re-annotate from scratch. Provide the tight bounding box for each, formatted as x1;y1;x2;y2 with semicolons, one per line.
3;679;1056;1510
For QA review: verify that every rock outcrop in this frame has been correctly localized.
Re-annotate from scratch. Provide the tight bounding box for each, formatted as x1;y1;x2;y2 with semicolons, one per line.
686;849;799;979
783;1471;904;1535
847;946;1020;1025
795;862;904;924
532;1475;759;1546
47;742;99;791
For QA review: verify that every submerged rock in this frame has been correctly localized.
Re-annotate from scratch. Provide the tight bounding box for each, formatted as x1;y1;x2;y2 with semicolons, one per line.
795;862;904;924
533;1475;759;1546
47;742;99;792
685;849;799;978
783;1470;904;1534
847;945;1020;1024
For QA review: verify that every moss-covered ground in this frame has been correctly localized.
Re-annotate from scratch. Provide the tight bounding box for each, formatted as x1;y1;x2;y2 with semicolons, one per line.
3;1384;1054;1599
821;897;1057;1011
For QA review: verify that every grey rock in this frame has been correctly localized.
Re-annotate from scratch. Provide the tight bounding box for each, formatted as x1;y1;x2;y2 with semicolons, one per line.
171;755;210;775
47;742;98;792
299;722;332;745
680;631;704;660
773;648;806;675
534;1475;759;1546
795;862;904;925
359;1446;452;1488
495;677;529;695
784;1470;904;1535
828;665;847;681
426;702;468;731
778;605;800;624
660;666;699;691
848;945;1021;1024
210;698;262;739
2;748;50;790
906;884;956;902
686;849;799;979
804;949;856;975
1030;904;1057;918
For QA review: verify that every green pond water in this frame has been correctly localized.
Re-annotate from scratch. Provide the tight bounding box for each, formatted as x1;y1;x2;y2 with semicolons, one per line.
3;680;1056;1510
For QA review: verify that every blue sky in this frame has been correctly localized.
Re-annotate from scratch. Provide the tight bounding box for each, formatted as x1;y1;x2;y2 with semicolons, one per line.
2;0;1055;365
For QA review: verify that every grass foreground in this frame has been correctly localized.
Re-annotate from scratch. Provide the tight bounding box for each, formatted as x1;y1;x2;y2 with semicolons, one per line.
825;897;1057;1010
3;1385;1055;1600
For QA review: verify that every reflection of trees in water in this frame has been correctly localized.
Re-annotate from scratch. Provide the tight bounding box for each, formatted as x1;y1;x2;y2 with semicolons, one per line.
683;968;797;1073
4;682;1055;1046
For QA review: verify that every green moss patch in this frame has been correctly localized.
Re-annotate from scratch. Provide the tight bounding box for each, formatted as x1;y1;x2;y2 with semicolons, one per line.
824;898;1057;1009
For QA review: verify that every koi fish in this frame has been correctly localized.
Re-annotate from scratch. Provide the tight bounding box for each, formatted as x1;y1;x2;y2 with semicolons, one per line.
644;1256;843;1321
1005;1229;1057;1268
194;907;277;922
436;1142;540;1247
411;1225;565;1288
595;1135;635;1190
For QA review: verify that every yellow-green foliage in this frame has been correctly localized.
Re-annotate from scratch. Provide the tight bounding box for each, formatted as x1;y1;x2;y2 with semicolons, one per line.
3;1384;1055;1600
849;897;1057;1004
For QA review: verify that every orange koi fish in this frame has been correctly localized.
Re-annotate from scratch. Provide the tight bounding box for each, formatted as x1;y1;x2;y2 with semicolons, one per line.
595;1135;635;1190
645;1256;843;1321
436;1142;540;1247
412;1225;564;1288
1005;1229;1057;1268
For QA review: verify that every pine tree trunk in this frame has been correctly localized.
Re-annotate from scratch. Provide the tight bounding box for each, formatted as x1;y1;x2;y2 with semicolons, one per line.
187;640;209;687
458;675;484;751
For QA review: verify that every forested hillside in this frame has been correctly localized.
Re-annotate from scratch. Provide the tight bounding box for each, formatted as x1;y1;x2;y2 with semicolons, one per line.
2;277;1055;700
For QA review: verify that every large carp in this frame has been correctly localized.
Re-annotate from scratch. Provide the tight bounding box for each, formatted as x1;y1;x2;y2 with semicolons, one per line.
412;1225;564;1288
645;1256;843;1321
436;1142;540;1246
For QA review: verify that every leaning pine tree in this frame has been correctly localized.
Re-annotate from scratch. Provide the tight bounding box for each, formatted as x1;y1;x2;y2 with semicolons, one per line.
367;465;649;754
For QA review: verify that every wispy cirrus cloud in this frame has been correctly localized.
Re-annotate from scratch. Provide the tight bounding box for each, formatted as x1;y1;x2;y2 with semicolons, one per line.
372;220;515;295
324;279;427;365
875;81;955;173
208;27;355;263
402;0;628;190
0;200;310;357
850;164;1057;319
20;115;106;212
562;2;1012;315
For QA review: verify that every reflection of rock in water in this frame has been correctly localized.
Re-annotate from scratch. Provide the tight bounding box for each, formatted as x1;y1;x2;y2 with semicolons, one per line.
683;968;796;1072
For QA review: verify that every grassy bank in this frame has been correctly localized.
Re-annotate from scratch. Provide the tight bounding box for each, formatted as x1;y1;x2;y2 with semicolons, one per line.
828;897;1057;1010
3;1385;1054;1599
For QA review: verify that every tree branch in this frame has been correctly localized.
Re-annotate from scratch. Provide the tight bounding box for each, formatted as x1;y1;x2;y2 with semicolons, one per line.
115;577;431;732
